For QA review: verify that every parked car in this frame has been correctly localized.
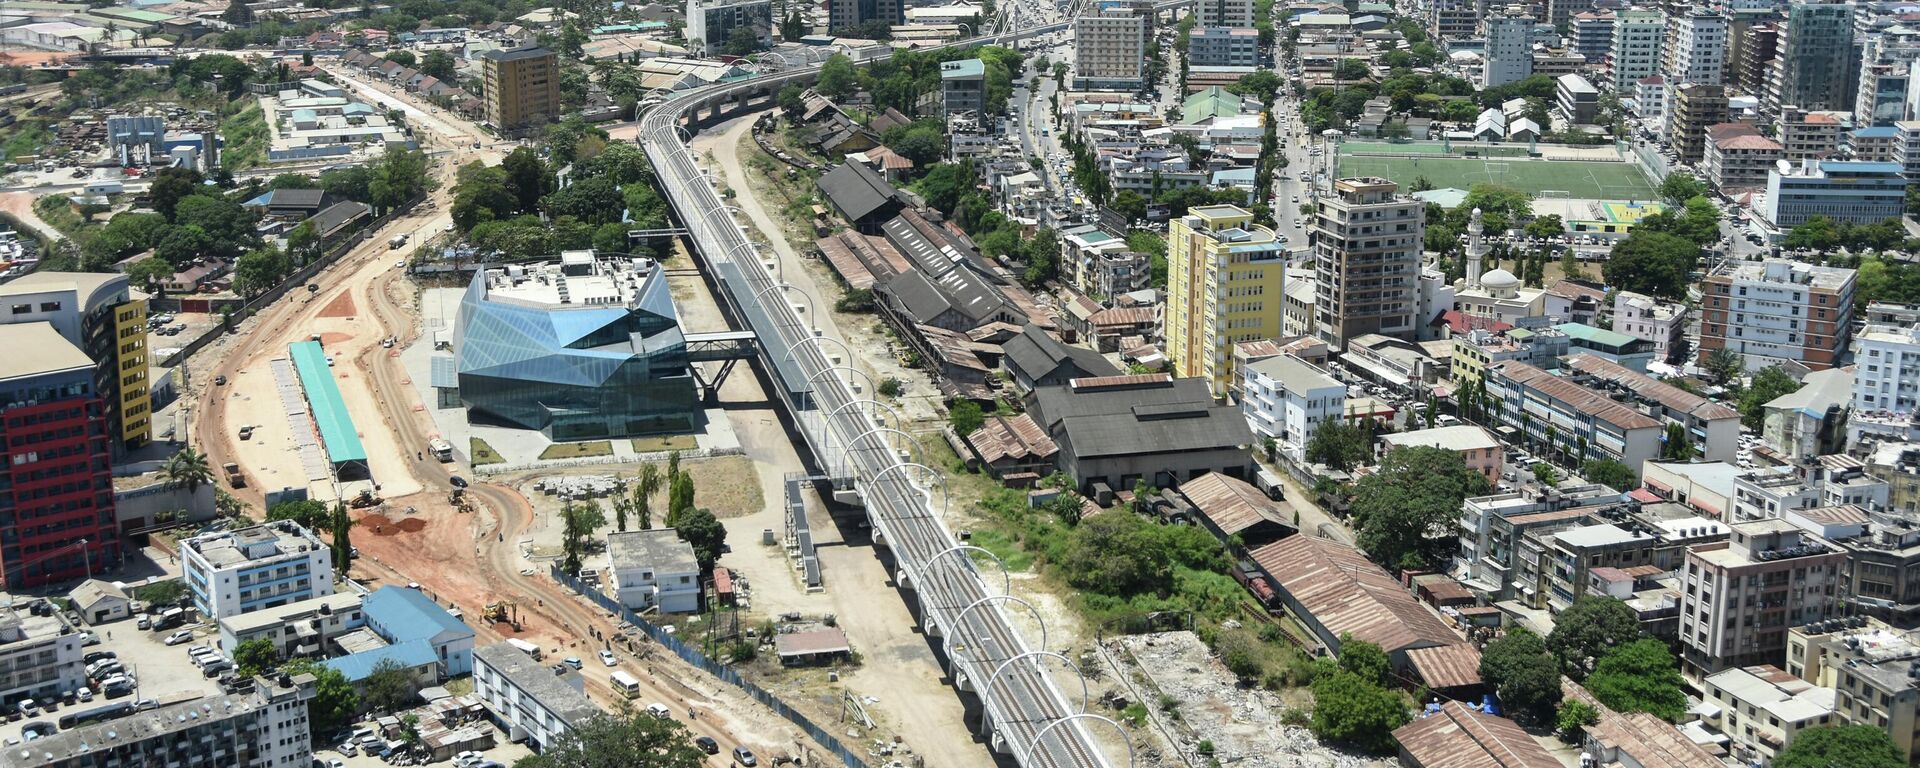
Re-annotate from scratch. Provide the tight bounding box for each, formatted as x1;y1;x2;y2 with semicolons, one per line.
336;743;357;757
598;650;617;667
732;747;758;767
561;657;582;670
693;736;719;754
163;630;193;645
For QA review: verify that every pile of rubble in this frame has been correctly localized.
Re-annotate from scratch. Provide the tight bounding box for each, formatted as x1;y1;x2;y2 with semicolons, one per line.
1108;632;1393;768
532;475;625;499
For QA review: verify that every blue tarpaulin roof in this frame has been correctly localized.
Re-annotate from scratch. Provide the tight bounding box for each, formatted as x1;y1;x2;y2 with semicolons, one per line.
321;639;437;682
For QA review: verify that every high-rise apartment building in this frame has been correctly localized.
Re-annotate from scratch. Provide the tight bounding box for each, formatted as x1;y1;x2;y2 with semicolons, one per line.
1572;11;1618;62
1669;83;1729;162
1164;205;1288;398
1770;2;1858;114
1311;178;1422;349
1610;10;1668;91
1667;10;1729;86
686;0;772;56
1546;0;1596;32
1679;519;1845;678
1430;0;1479;42
939;58;986;116
0;323;118;588
1855;26;1920;126
1195;0;1253;28
1854;322;1920;418
1726;9;1783;94
1738;21;1783;95
1074;7;1147;90
1700;259;1857;372
0;272;149;455
1777;106;1844;159
478;46;560;136
1483;13;1534;88
828;0;902;33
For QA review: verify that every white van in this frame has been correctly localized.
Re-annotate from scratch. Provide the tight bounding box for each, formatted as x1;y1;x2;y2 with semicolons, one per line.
645;703;672;719
610;670;642;699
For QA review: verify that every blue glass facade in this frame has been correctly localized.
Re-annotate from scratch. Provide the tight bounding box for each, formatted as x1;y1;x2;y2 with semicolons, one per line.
453;268;698;440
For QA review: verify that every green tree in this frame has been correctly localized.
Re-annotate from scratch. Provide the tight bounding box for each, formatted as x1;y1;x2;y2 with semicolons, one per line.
267;499;332;532
1480;627;1561;726
285;660;357;737
560;501;606;574
817;54;857;99
1581;459;1637;490
1350;446;1490;571
1602;231;1697;301
949;400;985;434
1309;671;1409;754
1703;347;1745;386
1657;171;1707;205
666;472;695;527
1547;595;1644;680
1738;365;1801;430
384;50;416;68
674;507;728;572
233;638;278;677
634;463;661;530
780;11;807;41
362;657;422;713
160;448;214;494
1774;725;1906;768
420;50;455;80
154;225;213;269
513;711;706;768
232;246;292;297
541;176;624;225
1336;635;1388;687
722;25;759;56
1585;638;1687;720
330;502;352;573
500;147;551;214
1555;700;1600;743
1305;419;1370;471
368;145;432;213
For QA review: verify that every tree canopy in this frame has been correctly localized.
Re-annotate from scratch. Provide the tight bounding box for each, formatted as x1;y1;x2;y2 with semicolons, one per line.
1602;231;1698;301
1737;366;1801;430
1479;627;1561;726
1305;419;1370;472
1310;670;1409;754
1774;725;1906;768
1547;596;1644;680
1350;446;1490;571
1585;638;1687;720
675;508;727;572
513;711;706;768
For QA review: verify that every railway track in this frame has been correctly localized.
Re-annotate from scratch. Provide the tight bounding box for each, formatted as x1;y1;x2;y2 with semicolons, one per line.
631;21;1178;766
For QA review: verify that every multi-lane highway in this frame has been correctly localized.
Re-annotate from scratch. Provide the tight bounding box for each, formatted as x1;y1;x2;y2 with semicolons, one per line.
634;27;1128;768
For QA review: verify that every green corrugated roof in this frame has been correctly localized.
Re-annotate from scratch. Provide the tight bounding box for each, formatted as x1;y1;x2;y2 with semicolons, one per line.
1180;87;1244;124
1556;322;1638;349
289;340;367;466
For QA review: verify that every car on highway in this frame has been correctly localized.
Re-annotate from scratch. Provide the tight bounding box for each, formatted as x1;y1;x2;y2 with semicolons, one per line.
449;475;469;489
732;747;758;767
163;630;193;646
598;650;617;667
693;737;719;754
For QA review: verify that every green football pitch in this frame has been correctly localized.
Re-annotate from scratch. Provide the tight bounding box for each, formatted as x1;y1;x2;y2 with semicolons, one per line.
1333;154;1660;201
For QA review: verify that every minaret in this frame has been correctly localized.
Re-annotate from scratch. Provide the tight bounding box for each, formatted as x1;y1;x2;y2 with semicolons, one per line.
1464;206;1487;290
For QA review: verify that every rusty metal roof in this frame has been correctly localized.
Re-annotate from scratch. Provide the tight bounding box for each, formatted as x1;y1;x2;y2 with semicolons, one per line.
1250;536;1461;654
1392;701;1559;768
966;413;1058;465
1177;473;1288;538
1406;644;1483;690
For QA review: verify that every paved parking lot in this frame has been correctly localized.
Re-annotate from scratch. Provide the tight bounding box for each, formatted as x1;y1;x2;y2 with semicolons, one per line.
313;730;534;768
0;618;228;745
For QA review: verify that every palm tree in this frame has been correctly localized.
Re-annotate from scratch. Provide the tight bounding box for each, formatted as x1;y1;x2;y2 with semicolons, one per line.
161;449;214;494
633;463;662;530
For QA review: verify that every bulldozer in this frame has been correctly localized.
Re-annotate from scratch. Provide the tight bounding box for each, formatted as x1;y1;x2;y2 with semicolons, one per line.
349;489;382;508
450;487;474;514
482;601;522;631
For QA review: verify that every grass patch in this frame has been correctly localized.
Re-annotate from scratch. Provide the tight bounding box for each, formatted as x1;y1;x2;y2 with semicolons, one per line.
218;100;268;171
1334;151;1657;200
32;194;86;238
964;528;1034;572
678;456;765;518
1;120;51;161
630;434;698;453
538;441;614;460
469;437;505;466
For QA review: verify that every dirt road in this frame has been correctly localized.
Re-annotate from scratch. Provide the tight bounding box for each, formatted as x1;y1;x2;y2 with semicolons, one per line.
0;191;64;243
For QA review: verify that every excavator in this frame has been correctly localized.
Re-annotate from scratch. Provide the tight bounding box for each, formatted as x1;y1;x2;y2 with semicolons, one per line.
482;601;522;631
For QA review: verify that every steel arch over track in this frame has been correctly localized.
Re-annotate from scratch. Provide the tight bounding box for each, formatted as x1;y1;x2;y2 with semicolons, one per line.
751;282;817;336
869;461;949;520
824;398;910;436
1019;714;1134;768
808;365;877;401
924;544;1012;598
949;594;1047;658
845;426;928;474
986;651;1090;718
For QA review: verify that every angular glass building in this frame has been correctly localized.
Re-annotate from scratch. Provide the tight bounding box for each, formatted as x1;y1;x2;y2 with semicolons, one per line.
453;253;697;440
